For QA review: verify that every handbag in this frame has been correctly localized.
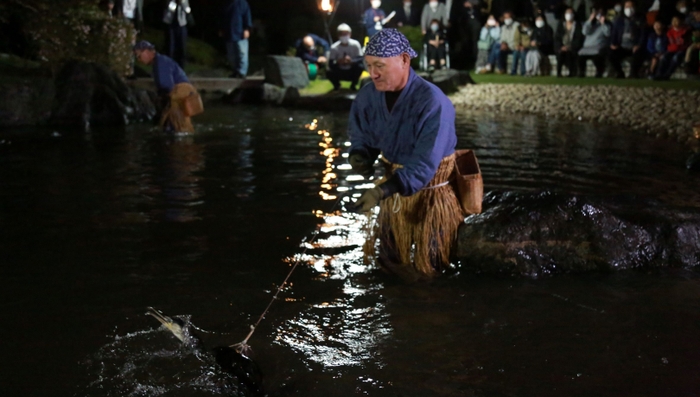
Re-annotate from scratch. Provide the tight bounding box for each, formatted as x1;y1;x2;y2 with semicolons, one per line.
453;149;483;215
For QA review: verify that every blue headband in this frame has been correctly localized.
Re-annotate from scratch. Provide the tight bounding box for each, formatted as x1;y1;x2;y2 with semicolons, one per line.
133;40;156;51
364;29;417;59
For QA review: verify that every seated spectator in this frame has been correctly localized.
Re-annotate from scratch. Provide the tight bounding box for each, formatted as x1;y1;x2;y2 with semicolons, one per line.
646;21;668;76
475;15;501;73
555;8;584;77
295;34;330;68
327;24;364;91
608;1;646;79
578;9;611;77
512;19;533;75
685;29;700;77
526;15;555;76
424;19;448;70
364;0;389;37
421;0;448;35
653;15;690;79
498;12;519;74
687;7;700;30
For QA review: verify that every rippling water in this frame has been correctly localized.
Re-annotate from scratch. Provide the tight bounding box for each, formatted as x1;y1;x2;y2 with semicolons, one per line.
1;106;699;397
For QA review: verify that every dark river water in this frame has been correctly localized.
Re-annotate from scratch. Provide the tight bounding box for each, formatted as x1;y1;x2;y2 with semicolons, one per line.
1;105;699;397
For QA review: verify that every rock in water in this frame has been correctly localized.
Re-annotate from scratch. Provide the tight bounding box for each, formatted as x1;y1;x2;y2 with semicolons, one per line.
686;152;700;172
455;191;700;277
264;56;310;89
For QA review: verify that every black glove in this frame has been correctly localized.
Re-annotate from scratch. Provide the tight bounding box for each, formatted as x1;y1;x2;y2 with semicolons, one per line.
348;153;374;177
349;186;384;212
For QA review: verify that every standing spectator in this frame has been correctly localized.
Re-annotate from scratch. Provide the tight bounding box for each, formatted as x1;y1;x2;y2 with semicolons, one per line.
364;0;388;37
538;0;564;29
394;0;420;27
526;15;555;75
554;7;584;76
610;2;623;20
421;0;448;34
475;15;501;73
102;0;115;16
512;19;532;75
654;15;690;79
115;0;144;31
452;1;482;69
163;0;193;69
577;9;611;77
296;34;330;68
565;0;594;22
222;0;252;79
646;21;668;76
498;12;519;74
328;24;364;91
608;1;646;78
685;29;700;77
424;19;448;70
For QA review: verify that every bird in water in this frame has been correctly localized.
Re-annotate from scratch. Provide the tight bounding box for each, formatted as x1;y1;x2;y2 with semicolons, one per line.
146;307;265;396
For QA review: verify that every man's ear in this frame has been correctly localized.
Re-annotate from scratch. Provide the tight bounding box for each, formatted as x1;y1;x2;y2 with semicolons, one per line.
402;53;411;67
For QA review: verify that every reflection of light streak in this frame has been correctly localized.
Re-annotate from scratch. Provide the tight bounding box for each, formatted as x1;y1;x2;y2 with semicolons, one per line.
336;164;352;170
346;175;365;182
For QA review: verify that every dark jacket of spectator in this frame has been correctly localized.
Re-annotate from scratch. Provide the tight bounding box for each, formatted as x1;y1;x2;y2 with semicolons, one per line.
610;15;646;49
295;34;330;64
364;7;387;37
646;30;669;55
554;20;584;53
223;0;252;42
394;2;420;26
532;23;555;54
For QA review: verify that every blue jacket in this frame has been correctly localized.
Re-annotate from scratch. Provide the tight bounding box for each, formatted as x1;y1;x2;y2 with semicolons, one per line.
223;0;252;42
646;31;668;55
364;7;387;37
295;34;330;64
610;16;646;48
153;53;189;94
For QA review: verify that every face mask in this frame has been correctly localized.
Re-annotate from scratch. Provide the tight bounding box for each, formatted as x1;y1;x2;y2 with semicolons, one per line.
504;18;513;26
371;1;381;8
565;13;574;21
340;36;349;44
614;5;622;12
404;1;411;6
535;20;545;28
487;19;496;26
431;24;439;32
624;7;634;17
680;7;687;13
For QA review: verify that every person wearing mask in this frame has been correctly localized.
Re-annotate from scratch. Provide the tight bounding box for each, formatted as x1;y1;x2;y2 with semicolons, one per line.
608;1;646;78
364;0;390;37
421;0;448;35
475;15;501;73
133;40;197;133
577;9;611;77
538;0;564;29
564;0;594;22
222;0;252;79
424;19;448;70
328;24;364;91
526;15;555;75
295;34;330;68
114;0;144;30
653;15;690;79
645;21;668;76
554;7;584;76
395;0;420;27
609;2;624;20
511;19;532;75
163;0;194;69
497;12;519;74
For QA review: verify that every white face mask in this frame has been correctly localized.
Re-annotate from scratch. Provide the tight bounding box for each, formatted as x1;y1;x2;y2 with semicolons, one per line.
404;1;411;6
504;18;513;26
535;20;545;28
371;1;381;9
487;19;496;26
624;7;634;17
614;5;622;12
430;24;439;31
430;1;438;10
565;13;574;21
340;35;350;44
680;7;688;13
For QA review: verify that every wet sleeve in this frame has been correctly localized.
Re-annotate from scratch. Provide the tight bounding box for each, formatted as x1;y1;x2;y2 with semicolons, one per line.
348;95;380;163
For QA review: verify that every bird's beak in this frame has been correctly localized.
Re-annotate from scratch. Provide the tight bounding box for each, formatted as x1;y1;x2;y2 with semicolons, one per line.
146;307;185;342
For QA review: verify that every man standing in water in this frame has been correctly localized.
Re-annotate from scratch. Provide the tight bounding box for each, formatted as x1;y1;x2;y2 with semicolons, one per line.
348;29;463;282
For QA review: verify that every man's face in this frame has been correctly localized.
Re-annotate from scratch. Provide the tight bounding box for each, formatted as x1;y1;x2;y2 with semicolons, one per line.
365;54;409;92
303;36;315;50
134;49;155;65
653;21;663;34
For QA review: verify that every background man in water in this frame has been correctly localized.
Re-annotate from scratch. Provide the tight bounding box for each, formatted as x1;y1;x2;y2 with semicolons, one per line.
348;29;463;282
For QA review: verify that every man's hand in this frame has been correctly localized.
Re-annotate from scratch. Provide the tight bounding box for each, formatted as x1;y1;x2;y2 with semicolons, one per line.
374;16;381;22
349;153;374;177
610;44;618;50
317;56;327;64
243;29;250;39
633;45;640;53
351;186;384;212
561;46;568;52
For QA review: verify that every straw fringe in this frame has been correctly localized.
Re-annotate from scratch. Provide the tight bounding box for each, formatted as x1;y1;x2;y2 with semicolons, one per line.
364;153;463;279
160;83;195;133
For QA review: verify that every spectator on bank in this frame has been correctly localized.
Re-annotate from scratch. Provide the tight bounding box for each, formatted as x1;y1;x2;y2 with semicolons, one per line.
476;15;501;73
421;0;448;34
327;24;364;91
424;19;448;70
555;7;584;76
364;0;388;37
565;0;594;22
526;15;554;75
688;7;700;29
498;12;519;73
394;0;420;27
538;0;563;30
608;1;646;78
102;0;115;16
115;0;144;31
645;0;661;26
296;34;330;68
646;21;668;76
511;19;532;75
222;0;252;79
608;2;623;21
653;15;690;79
578;9;611;77
163;0;193;69
685;28;700;77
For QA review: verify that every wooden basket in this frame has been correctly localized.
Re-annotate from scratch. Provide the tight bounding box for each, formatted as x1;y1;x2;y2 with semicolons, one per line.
454;149;483;215
183;90;204;117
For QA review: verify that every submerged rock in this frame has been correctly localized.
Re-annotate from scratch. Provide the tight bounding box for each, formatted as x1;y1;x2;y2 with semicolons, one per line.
455;191;700;277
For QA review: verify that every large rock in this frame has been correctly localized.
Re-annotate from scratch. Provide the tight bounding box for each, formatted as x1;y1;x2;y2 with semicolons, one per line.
455;191;700;277
264;56;309;89
0;75;54;126
418;69;462;95
224;80;300;106
50;61;156;130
